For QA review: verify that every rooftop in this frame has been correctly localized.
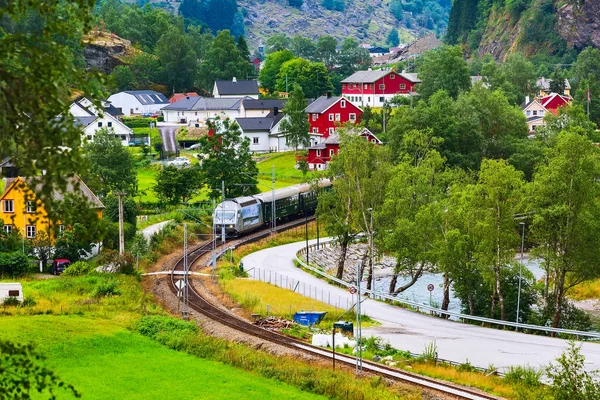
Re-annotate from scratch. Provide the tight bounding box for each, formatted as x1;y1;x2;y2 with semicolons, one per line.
162;96;245;111
123;90;169;105
215;79;259;96
305;96;342;114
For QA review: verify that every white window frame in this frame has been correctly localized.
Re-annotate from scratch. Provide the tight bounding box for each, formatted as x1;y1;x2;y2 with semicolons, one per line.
526;110;531;117
400;83;406;89
342;84;346;90
340;100;346;108
59;225;65;235
312;114;318;121
3;225;12;234
26;201;35;213
329;127;334;135
97;121;102;128
379;84;385;90
390;74;396;79
26;225;36;239
540;110;545;115
364;84;368;89
533;110;538;116
312;127;318;133
379;97;385;103
316;149;321;157
349;113;356;122
329;149;334;157
328;114;334;121
335;113;341;121
3;200;14;213
107;121;113;127
253;137;259;145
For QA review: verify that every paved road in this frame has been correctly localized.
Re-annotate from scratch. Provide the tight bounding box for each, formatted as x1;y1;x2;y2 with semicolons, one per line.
241;239;600;372
139;220;172;242
157;124;179;153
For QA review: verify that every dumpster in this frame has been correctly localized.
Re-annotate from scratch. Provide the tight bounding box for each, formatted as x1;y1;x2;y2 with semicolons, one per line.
293;311;327;326
333;321;354;334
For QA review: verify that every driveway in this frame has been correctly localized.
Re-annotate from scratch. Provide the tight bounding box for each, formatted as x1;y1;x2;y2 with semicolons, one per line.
157;123;179;153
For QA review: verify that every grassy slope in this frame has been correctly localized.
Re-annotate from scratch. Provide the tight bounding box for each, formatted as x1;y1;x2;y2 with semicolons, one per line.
0;316;325;400
256;151;310;191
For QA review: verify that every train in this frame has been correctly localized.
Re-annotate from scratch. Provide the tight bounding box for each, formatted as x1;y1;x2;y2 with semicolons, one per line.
213;179;332;236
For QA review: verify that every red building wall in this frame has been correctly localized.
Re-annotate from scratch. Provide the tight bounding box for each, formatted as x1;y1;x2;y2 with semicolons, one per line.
307;99;363;138
342;71;417;96
542;95;570;115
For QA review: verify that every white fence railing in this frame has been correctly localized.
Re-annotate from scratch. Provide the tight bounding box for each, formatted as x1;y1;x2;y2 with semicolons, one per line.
296;241;600;339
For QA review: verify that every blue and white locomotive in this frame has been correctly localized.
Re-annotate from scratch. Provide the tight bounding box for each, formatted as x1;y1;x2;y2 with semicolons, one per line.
213;179;331;235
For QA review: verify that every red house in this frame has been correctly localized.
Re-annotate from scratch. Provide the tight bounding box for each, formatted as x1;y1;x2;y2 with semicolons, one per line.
252;57;262;74
305;95;363;139
341;69;420;108
307;128;382;171
540;93;571;115
169;92;199;103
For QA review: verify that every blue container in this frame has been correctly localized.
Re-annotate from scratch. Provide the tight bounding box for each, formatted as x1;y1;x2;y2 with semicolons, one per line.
293;311;328;326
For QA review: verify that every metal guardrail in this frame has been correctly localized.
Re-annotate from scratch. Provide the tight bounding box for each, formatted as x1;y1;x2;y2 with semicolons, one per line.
296;241;600;339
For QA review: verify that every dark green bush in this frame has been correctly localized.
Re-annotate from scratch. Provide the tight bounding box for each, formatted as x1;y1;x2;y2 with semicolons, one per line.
122;117;155;128
2;297;20;306
0;252;30;277
63;261;95;276
92;280;121;298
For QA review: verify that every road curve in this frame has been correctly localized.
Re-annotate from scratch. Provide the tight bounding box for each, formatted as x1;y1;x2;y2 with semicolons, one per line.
241;239;600;373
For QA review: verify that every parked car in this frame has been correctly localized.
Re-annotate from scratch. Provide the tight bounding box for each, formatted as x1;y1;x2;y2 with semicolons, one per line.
166;157;191;167
51;259;71;275
187;143;201;150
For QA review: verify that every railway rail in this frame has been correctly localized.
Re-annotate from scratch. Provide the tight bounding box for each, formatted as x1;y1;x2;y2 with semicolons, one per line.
162;221;501;400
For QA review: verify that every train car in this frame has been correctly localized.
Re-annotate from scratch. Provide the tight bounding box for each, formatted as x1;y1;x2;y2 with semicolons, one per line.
213;179;332;236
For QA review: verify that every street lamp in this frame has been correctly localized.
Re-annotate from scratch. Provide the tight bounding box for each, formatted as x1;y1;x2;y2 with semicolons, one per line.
516;222;526;326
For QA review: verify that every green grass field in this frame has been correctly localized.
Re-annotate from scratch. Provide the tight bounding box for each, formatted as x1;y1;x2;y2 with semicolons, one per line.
256;151;313;190
0;316;326;400
137;165;158;203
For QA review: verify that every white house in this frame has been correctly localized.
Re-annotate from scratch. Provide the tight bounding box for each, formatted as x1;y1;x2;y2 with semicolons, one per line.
240;98;286;117
107;90;169;116
213;78;259;99
68;98;133;145
161;96;245;124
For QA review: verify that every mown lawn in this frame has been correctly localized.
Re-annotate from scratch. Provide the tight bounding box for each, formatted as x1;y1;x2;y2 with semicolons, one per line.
0;316;326;400
256;151;312;190
137;165;158;203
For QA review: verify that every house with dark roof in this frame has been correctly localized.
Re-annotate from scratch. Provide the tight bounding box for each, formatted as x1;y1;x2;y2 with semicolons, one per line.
107;90;169;116
169;92;199;103
213;78;259;99
306;128;381;171
235;109;287;153
536;77;571;97
161;96;246;124
342;69;420;108
0;175;103;249
306;94;363;139
240;98;286;117
522;93;571;135
68;98;133;145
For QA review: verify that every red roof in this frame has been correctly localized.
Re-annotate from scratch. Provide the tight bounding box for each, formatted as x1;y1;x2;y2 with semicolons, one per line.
169;92;199;104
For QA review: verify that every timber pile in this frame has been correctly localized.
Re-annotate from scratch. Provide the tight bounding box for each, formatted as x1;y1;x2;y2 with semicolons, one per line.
254;316;295;330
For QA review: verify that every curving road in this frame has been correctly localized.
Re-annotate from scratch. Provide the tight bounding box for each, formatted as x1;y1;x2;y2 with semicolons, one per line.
157;123;179;153
241;239;600;373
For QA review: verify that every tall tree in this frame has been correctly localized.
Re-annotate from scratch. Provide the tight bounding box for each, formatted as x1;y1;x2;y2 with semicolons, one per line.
316;35;338;70
549;67;567;94
83;129;137;197
338;38;371;77
417;45;470;100
290;35;316;61
526;129;600;329
276;58;333;98
199;118;258;199
198;30;253;91
155;28;197;92
265;33;291;54
259;50;295;94
469;159;524;321
236;35;250;61
387;28;400;47
153;165;203;204
279;84;310;153
390;0;403;20
499;53;537;104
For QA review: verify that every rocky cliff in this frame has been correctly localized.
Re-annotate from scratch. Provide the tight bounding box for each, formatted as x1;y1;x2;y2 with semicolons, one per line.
557;0;600;50
82;30;138;74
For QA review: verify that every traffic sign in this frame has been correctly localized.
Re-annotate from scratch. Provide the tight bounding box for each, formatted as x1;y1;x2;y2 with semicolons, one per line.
427;283;434;292
349;286;357;295
175;280;186;290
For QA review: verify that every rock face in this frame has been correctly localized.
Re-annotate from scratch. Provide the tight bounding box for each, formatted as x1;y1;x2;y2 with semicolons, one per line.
83;31;133;74
557;0;600;50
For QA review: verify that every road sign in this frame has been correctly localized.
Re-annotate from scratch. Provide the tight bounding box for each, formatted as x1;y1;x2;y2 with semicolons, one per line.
349;286;357;295
175;280;186;290
427;283;434;292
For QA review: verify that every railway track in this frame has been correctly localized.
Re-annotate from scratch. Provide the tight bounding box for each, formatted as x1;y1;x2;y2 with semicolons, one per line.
163;221;501;400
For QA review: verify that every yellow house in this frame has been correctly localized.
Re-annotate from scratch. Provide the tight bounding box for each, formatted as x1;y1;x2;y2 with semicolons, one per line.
0;175;104;241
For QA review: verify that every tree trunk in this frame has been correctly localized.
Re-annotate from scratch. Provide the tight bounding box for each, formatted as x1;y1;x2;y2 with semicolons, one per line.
441;273;451;318
552;269;567;329
366;246;373;291
393;262;426;294
467;294;474;315
389;273;398;295
336;236;349;280
495;203;505;321
496;266;506;321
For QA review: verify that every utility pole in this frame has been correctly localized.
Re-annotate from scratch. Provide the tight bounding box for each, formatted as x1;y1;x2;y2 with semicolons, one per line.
114;191;126;254
221;180;226;246
272;165;276;233
368;208;374;297
355;260;362;375
183;223;189;319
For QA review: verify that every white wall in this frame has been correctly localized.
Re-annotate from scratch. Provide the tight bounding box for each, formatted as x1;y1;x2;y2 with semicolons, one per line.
82;115;132;145
107;93;166;116
343;93;406;108
162;109;241;124
245;131;271;153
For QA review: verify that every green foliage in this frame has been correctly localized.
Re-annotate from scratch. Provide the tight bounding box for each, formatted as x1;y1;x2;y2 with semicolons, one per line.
111;65;136;91
92;279;121;298
198;30;253;91
153;165;204;204
547;341;600;400
390;0;403;21
417;46;471;100
321;0;345;11
83;129;138;197
386;28;400;47
199;118;258;199
97;250;135;275
122;117;156;129
290;35;316;61
337;38;371;78
276;58;333;98
0;340;80;399
421;341;438;362
156;28;197;92
102;222;137;251
103;195;138;226
63;261;95;276
279;84;310;152
265;33;291;54
54;224;96;263
259;50;295;94
0;252;29;278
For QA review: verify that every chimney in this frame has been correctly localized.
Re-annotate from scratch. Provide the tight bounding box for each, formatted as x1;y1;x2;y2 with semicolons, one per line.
232;77;237;82
186;96;189;100
525;95;530;104
327;91;332;99
274;106;279;116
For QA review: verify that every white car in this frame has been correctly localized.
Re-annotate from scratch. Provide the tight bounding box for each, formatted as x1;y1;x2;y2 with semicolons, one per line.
166;157;191;167
188;143;201;150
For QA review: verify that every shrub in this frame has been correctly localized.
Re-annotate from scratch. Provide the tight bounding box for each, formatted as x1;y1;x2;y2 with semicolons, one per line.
137;316;198;350
2;297;20;306
63;261;95;276
122;117;155;128
92;279;121;298
0;252;29;277
505;365;541;387
21;297;37;307
422;340;438;362
457;360;477;373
